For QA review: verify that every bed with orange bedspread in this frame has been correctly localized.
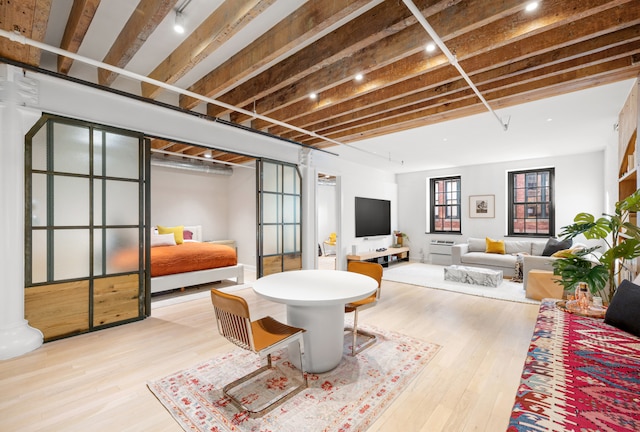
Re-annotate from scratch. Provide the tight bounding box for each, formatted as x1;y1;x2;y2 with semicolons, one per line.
150;240;244;294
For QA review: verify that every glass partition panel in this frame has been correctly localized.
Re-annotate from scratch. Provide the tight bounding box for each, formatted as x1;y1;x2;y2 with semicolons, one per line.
282;195;299;224
93;229;103;276
105;133;139;179
53;230;90;280
105;228;139;274
31;230;47;284
263;225;281;255
31;173;47;227
283;165;297;194
105;180;139;226
262;193;280;224
94;180;103;226
262;162;279;192
53;175;89;226
93;130;103;176
283;225;296;254
53;123;90;175
32;126;47;171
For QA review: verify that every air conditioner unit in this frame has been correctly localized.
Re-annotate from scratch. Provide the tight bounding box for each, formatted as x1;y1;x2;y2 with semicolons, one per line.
429;239;455;265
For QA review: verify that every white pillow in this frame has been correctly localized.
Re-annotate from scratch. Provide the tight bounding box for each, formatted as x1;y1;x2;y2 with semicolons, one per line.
151;233;176;247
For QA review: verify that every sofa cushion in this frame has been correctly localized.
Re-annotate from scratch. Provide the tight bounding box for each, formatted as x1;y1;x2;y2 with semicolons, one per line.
505;240;533;255
486;237;506;254
605;279;640;338
531;241;547;256
542;237;572;256
460;251;516;269
468;237;485;252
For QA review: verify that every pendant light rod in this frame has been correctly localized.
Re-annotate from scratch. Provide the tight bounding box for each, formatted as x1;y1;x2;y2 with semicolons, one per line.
0;29;404;164
401;0;509;131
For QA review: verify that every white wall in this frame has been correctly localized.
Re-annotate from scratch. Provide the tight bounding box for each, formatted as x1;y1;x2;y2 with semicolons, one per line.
397;151;606;262
227;163;257;268
150;165;231;240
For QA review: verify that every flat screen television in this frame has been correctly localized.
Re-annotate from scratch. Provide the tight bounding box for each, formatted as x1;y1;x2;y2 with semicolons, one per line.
355;197;391;238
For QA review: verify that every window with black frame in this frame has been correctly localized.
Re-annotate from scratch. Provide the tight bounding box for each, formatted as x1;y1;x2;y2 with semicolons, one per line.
430;176;461;233
508;168;555;236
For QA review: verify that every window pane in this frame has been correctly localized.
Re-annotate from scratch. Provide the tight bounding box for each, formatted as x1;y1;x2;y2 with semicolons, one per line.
94;180;103;226
263;225;280;255
105;132;139;179
94;130;103;176
431;176;461;233
262;193;280;224
54;230;89;280
283;225;296;253
32;230;47;283
54;176;89;226
105;180;139;226
31;173;47;227
282;165;297;194
94;229;103;276
105;228;139;274
53;123;90;175
262;162;279;192
32;125;48;171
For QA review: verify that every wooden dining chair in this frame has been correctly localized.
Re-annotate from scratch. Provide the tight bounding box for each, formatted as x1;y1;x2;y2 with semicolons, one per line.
345;261;384;356
210;289;308;417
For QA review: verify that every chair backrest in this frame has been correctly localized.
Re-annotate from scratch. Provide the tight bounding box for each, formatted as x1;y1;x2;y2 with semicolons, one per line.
347;261;383;298
210;289;254;351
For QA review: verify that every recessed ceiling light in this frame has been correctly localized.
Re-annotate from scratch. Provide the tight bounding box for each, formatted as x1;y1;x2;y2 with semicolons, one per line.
426;43;436;52
355;73;364;81
525;2;539;12
309;92;317;100
204;150;212;158
546;118;553;122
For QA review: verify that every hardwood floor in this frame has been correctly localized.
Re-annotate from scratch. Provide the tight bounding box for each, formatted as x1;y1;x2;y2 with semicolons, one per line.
0;272;539;431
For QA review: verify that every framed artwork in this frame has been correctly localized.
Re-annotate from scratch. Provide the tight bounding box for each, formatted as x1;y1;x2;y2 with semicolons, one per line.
469;195;495;218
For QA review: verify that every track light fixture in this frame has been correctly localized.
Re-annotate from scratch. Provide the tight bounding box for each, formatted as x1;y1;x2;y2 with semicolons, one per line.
174;11;185;34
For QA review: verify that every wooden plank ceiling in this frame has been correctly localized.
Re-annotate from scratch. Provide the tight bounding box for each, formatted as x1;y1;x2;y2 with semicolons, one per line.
1;0;639;166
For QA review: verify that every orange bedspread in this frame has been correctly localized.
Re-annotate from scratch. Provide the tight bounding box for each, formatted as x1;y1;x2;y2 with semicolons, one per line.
110;242;238;277
150;242;237;277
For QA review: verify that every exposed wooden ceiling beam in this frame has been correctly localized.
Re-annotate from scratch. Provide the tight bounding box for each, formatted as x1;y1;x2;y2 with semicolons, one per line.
57;0;100;74
141;0;277;100
97;0;177;86
0;0;51;65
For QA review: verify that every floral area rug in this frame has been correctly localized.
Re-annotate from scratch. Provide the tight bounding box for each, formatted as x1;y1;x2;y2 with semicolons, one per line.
148;324;440;432
383;263;539;304
508;299;640;431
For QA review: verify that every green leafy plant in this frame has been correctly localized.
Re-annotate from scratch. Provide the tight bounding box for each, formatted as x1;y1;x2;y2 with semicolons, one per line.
552;189;640;303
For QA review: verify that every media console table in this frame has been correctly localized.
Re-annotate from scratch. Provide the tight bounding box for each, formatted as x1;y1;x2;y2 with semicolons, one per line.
346;246;410;267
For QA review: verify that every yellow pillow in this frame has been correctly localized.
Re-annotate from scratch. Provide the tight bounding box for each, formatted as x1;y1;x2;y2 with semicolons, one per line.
157;225;184;244
485;237;505;254
552;248;575;258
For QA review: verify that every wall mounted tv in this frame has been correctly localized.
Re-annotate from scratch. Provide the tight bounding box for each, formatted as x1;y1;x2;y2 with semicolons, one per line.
355;197;391;238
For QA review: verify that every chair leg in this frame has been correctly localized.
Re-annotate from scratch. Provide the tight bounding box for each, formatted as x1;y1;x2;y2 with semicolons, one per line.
223;341;308;418
345;310;377;356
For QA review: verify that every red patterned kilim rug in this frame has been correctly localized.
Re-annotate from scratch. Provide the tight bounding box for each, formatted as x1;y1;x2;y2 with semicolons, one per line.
508;299;640;431
148;324;440;432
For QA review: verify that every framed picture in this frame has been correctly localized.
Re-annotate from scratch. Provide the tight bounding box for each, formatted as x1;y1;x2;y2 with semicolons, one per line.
469;195;495;218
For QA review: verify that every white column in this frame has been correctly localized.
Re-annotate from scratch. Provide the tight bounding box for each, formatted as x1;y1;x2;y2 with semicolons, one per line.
0;64;43;359
299;148;317;270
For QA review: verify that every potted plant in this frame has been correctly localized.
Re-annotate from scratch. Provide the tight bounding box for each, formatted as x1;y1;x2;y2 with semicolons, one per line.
393;231;409;247
552;189;640;303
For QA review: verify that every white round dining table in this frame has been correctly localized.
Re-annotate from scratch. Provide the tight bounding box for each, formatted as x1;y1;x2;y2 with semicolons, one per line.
252;269;378;373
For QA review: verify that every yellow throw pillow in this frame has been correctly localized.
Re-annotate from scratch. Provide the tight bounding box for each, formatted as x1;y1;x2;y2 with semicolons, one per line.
552;248;575;258
157;225;184;244
485;237;505;254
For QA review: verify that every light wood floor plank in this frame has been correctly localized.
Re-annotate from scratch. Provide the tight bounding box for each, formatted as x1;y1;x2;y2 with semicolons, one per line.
0;275;539;431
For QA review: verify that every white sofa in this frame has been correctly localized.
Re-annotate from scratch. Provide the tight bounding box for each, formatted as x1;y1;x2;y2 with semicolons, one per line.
451;237;553;278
